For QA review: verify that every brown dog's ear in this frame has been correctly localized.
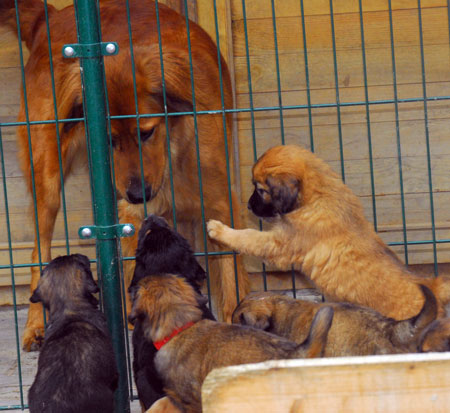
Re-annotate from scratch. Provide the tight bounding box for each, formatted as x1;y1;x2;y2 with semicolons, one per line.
73;254;99;294
30;286;42;303
238;311;272;331
84;276;99;294
267;175;300;215
62;102;84;134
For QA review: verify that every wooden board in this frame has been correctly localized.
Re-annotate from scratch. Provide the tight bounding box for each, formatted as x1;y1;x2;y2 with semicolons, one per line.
202;353;450;413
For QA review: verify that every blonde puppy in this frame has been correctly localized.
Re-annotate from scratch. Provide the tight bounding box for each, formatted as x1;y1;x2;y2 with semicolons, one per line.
208;145;450;320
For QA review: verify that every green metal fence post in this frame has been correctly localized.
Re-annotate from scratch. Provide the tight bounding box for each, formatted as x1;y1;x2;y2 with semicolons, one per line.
67;1;130;411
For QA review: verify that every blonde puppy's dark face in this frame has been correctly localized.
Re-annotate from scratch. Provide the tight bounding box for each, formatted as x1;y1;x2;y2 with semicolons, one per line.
248;174;300;218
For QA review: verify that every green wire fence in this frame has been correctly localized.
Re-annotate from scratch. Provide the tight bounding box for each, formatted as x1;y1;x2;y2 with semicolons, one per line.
0;0;450;411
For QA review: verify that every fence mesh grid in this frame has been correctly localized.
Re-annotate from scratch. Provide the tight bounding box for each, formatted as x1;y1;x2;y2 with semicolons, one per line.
0;0;449;410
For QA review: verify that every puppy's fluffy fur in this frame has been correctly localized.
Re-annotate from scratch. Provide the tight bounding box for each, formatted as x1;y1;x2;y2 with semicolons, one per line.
208;145;450;320
232;286;437;356
145;397;181;413
419;318;450;352
129;215;215;410
129;274;334;413
28;254;118;413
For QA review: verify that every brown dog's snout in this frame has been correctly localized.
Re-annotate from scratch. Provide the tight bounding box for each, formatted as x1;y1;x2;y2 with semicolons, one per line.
126;177;152;204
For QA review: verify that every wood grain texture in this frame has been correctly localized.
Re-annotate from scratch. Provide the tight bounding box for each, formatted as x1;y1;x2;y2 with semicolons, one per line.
202;353;450;413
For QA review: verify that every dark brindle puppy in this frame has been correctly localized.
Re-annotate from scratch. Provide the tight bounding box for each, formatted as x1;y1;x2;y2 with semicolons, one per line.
128;215;215;411
28;254;118;413
129;274;334;413
232;286;437;356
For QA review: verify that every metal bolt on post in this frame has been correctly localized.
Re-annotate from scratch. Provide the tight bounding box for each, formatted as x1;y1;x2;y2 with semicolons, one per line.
67;0;130;411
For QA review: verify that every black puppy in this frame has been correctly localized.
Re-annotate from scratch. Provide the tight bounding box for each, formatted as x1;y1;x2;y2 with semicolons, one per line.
128;215;215;410
28;254;118;413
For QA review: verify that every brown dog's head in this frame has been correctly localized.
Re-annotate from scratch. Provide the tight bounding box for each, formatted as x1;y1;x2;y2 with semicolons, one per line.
248;145;343;219
5;1;232;208
56;3;230;207
128;274;207;343
102;47;196;205
30;254;99;314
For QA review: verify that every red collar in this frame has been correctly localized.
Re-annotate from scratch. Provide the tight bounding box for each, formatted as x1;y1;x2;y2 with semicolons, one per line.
153;321;195;350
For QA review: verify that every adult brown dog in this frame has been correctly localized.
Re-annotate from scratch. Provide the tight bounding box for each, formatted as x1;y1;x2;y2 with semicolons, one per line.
232;287;437;356
1;0;249;350
208;144;450;321
129;273;334;413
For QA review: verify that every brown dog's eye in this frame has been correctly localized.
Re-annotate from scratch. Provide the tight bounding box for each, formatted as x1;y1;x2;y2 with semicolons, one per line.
140;128;155;143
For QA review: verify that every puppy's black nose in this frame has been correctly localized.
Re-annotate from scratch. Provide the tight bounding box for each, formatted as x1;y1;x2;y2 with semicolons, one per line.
247;202;252;210
126;177;152;204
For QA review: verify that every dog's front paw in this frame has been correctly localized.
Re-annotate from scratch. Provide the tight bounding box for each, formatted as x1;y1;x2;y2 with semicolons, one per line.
22;326;45;352
207;219;227;242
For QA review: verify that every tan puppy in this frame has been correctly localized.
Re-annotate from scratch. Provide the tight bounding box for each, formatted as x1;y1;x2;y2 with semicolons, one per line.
232;287;437;356
208;145;450;320
129;274;334;413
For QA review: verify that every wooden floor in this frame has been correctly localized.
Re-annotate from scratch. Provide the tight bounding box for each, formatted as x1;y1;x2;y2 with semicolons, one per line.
0;305;142;412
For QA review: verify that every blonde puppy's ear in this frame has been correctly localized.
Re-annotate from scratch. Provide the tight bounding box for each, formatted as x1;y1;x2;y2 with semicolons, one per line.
267;176;300;214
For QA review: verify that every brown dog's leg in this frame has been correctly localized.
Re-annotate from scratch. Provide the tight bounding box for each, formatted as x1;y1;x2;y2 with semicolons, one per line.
205;193;250;323
22;133;63;351
208;246;249;323
118;200;146;324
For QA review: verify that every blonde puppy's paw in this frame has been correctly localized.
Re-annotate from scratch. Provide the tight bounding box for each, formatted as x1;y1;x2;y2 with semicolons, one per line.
207;219;228;242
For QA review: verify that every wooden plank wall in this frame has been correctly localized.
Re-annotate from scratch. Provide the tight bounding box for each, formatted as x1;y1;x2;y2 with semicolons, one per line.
230;0;450;269
0;0;88;303
1;0;449;303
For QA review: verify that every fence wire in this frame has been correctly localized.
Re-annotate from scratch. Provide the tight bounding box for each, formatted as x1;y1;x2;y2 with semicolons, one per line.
0;0;450;410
